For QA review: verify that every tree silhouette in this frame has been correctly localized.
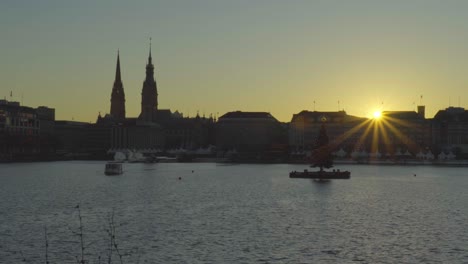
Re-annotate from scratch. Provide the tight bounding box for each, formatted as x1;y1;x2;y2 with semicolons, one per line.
310;123;333;171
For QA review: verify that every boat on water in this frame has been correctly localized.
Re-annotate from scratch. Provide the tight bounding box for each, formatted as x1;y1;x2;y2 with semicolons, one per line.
105;162;123;176
290;123;351;180
289;169;350;179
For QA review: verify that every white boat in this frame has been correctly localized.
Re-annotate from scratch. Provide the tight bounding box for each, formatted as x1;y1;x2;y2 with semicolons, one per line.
113;151;126;162
127;151;147;163
105;162;123;176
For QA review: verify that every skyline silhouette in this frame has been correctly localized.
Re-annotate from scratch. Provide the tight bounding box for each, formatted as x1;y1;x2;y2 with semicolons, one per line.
2;1;468;122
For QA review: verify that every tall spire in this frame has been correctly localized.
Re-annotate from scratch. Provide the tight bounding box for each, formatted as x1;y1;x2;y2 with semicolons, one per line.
115;49;121;82
148;37;152;65
140;38;158;122
110;50;126;120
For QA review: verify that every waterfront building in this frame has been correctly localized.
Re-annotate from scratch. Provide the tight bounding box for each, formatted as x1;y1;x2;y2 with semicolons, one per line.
84;123;112;159
0;100;39;158
103;42;215;153
54;120;89;156
160;112;215;150
54;120;112;159
98;44;165;153
110;118;164;151
36;106;56;155
289;107;430;159
0;100;56;160
289;110;366;154
378;106;430;155
36;106;55;135
432;107;468;157
216;111;286;160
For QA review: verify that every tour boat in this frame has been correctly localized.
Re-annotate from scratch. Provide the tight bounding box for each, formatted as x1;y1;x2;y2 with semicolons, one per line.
105;162;123;176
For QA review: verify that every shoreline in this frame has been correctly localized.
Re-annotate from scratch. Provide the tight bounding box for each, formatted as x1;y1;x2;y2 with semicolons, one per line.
3;157;468;167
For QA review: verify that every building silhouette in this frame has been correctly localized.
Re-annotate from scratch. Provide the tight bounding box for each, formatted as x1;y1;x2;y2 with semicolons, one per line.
102;41;215;154
216;111;287;161
110;51;126;120
139;40;158;123
9;41;468;162
288;107;433;161
103;43;165;152
0;99;55;161
289;110;366;154
36;42;468;162
379;108;429;154
432;107;468;158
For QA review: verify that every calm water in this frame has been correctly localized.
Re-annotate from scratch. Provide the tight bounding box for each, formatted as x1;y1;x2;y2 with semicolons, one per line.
1;162;468;263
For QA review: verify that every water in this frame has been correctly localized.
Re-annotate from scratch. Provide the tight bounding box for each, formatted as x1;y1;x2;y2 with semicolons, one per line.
1;162;468;263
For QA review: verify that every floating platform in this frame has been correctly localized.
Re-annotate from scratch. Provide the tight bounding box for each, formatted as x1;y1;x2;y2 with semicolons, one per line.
289;170;350;179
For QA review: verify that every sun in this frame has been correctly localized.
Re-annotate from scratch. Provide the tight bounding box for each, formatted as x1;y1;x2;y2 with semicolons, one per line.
373;111;382;119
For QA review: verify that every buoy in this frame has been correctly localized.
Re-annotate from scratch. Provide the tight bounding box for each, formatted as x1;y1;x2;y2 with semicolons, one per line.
178;177;181;180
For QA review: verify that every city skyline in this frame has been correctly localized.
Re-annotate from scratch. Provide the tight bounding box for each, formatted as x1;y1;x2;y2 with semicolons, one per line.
3;1;468;122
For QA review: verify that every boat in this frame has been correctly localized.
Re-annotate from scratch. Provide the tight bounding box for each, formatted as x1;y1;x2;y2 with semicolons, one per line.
289;169;350;179
105;162;123;176
290;123;351;180
127;151;147;163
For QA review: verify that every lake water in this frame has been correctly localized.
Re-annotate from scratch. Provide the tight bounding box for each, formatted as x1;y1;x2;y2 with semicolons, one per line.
1;162;468;263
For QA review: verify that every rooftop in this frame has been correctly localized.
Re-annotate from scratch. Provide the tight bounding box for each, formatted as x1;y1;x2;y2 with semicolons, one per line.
219;111;278;120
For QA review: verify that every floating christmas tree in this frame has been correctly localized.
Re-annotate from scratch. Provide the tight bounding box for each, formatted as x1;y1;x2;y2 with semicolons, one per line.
310;123;333;171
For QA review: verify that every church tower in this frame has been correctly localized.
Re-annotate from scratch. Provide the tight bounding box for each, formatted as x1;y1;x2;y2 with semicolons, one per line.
110;50;126;120
140;39;158;122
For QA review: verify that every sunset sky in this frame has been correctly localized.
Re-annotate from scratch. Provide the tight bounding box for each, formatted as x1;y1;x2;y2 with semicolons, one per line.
2;0;468;122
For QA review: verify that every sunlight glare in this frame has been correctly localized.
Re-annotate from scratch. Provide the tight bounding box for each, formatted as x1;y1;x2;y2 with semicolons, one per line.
373;111;382;119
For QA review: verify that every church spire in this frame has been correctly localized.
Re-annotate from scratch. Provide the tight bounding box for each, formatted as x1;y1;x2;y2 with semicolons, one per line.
148;38;152;65
140;38;158;122
115;49;121;82
110;50;126;120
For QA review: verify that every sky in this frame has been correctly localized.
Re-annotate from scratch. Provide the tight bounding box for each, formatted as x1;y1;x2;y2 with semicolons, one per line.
2;0;468;122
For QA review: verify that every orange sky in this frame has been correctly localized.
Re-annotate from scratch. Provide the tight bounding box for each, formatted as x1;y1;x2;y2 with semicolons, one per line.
2;1;468;122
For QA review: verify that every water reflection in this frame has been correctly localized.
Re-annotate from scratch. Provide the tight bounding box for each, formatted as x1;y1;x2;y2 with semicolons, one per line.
0;162;467;263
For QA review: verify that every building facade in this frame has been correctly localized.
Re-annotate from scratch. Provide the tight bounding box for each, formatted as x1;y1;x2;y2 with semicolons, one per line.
432;107;468;157
110;118;164;151
289;107;430;158
378;107;430;155
0;100;40;159
0;100;56;160
216;111;287;160
289;110;367;153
